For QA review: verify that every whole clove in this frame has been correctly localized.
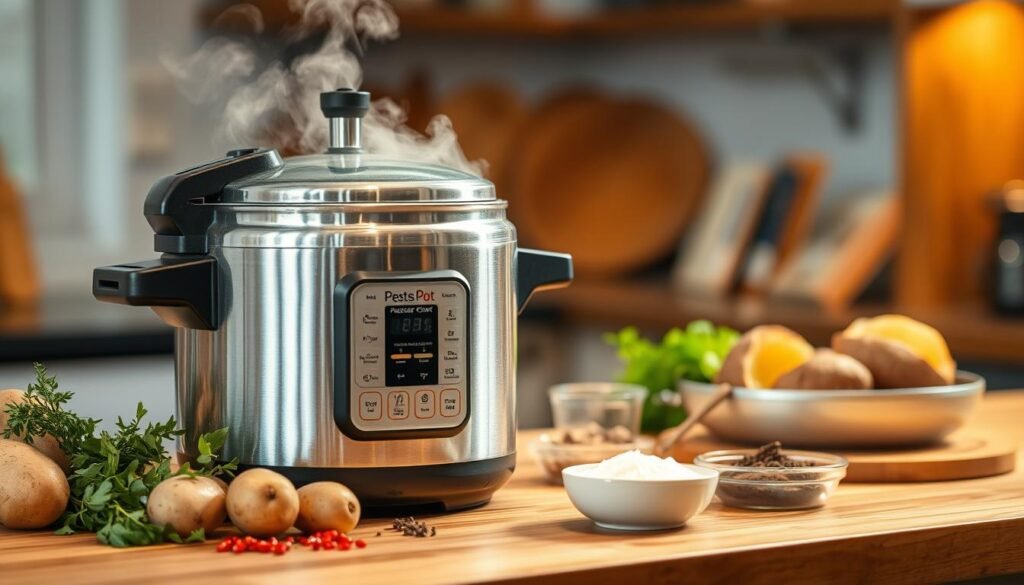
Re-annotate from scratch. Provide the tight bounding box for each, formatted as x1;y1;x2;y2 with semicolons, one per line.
737;441;813;468
391;516;437;537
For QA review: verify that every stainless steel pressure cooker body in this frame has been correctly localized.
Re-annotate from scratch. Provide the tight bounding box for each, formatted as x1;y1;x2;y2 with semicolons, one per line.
93;90;573;511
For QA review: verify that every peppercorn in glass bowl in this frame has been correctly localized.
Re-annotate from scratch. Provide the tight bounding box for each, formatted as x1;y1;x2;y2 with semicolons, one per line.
694;445;848;510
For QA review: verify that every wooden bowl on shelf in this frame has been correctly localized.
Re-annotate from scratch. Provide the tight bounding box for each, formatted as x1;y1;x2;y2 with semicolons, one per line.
438;81;529;197
508;90;710;278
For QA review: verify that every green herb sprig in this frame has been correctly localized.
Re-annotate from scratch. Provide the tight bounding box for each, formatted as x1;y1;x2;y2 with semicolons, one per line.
605;320;739;432
3;363;237;547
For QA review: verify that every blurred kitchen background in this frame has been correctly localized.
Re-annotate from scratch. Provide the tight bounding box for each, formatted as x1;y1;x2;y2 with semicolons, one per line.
1;0;1023;427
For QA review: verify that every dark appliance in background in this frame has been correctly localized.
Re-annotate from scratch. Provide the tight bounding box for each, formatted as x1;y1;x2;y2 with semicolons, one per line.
993;181;1024;314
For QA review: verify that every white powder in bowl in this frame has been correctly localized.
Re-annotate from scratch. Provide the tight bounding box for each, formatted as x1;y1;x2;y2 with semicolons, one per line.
580;450;705;481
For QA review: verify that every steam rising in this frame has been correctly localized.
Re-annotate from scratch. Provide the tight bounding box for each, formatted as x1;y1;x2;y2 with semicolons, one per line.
164;0;482;174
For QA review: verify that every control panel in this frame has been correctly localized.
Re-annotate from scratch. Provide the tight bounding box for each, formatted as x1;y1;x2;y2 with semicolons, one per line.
335;272;469;439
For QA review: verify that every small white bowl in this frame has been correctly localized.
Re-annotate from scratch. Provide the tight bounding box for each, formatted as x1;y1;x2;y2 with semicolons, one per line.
562;463;719;531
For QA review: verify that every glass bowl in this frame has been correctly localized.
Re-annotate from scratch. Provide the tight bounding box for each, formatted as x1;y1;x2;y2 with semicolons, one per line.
694;449;848;510
529;434;655;485
548;383;648;434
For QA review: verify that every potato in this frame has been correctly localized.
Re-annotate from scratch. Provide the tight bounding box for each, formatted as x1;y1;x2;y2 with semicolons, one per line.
0;389;70;473
833;315;955;388
0;438;70;529
225;468;299;537
833;336;949;389
295;482;361;534
716;325;814;389
773;349;873;390
146;475;227;537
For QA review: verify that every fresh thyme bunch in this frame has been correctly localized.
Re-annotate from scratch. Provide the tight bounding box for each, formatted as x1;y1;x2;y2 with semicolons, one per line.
2;363;237;547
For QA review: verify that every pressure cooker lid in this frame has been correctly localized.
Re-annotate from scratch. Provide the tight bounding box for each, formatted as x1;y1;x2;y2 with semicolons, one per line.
221;89;495;204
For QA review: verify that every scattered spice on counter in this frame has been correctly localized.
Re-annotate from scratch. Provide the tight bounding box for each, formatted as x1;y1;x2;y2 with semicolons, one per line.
216;531;369;554
216;535;294;555
391;517;436;537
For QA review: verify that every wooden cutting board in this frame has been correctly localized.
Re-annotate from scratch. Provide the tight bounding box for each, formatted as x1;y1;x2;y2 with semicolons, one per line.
664;425;1017;482
509;90;710;278
438;81;528;199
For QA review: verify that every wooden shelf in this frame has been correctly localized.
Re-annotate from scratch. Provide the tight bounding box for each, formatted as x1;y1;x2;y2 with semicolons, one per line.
202;0;897;37
399;1;896;38
531;279;1024;364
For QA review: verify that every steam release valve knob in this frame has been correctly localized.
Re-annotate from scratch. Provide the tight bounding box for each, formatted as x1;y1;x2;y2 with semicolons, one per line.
320;88;370;118
321;89;370;153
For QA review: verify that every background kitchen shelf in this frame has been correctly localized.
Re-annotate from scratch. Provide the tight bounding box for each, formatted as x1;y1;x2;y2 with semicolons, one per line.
533;279;1024;365
0;297;172;362
203;0;897;37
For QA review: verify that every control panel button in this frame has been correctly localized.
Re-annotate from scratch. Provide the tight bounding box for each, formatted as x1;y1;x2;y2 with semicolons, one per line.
388;391;410;420
358;351;381;365
441;365;460;383
440;347;461;383
415;389;435;418
443;305;458;322
359;332;381;345
355;349;384;388
359;392;382;421
440;388;461;418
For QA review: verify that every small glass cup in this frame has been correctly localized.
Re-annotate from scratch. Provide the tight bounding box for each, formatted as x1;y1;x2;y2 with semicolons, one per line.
548;383;648;435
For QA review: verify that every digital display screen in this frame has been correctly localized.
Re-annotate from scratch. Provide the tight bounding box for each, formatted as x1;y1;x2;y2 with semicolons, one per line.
384;305;438;387
389;314;434;335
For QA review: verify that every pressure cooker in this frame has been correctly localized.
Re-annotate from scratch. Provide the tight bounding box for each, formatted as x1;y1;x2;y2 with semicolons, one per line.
92;89;573;511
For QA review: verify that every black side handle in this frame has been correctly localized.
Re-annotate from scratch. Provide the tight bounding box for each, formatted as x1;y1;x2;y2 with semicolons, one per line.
516;248;574;314
93;256;219;330
145;148;283;254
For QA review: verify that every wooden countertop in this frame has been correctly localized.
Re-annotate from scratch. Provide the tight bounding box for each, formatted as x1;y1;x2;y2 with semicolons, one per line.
4;393;1024;585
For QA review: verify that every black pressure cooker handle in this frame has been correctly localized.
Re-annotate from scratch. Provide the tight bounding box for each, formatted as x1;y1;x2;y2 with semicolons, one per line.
92;148;282;330
145;148;283;254
93;256;219;330
516;248;574;314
